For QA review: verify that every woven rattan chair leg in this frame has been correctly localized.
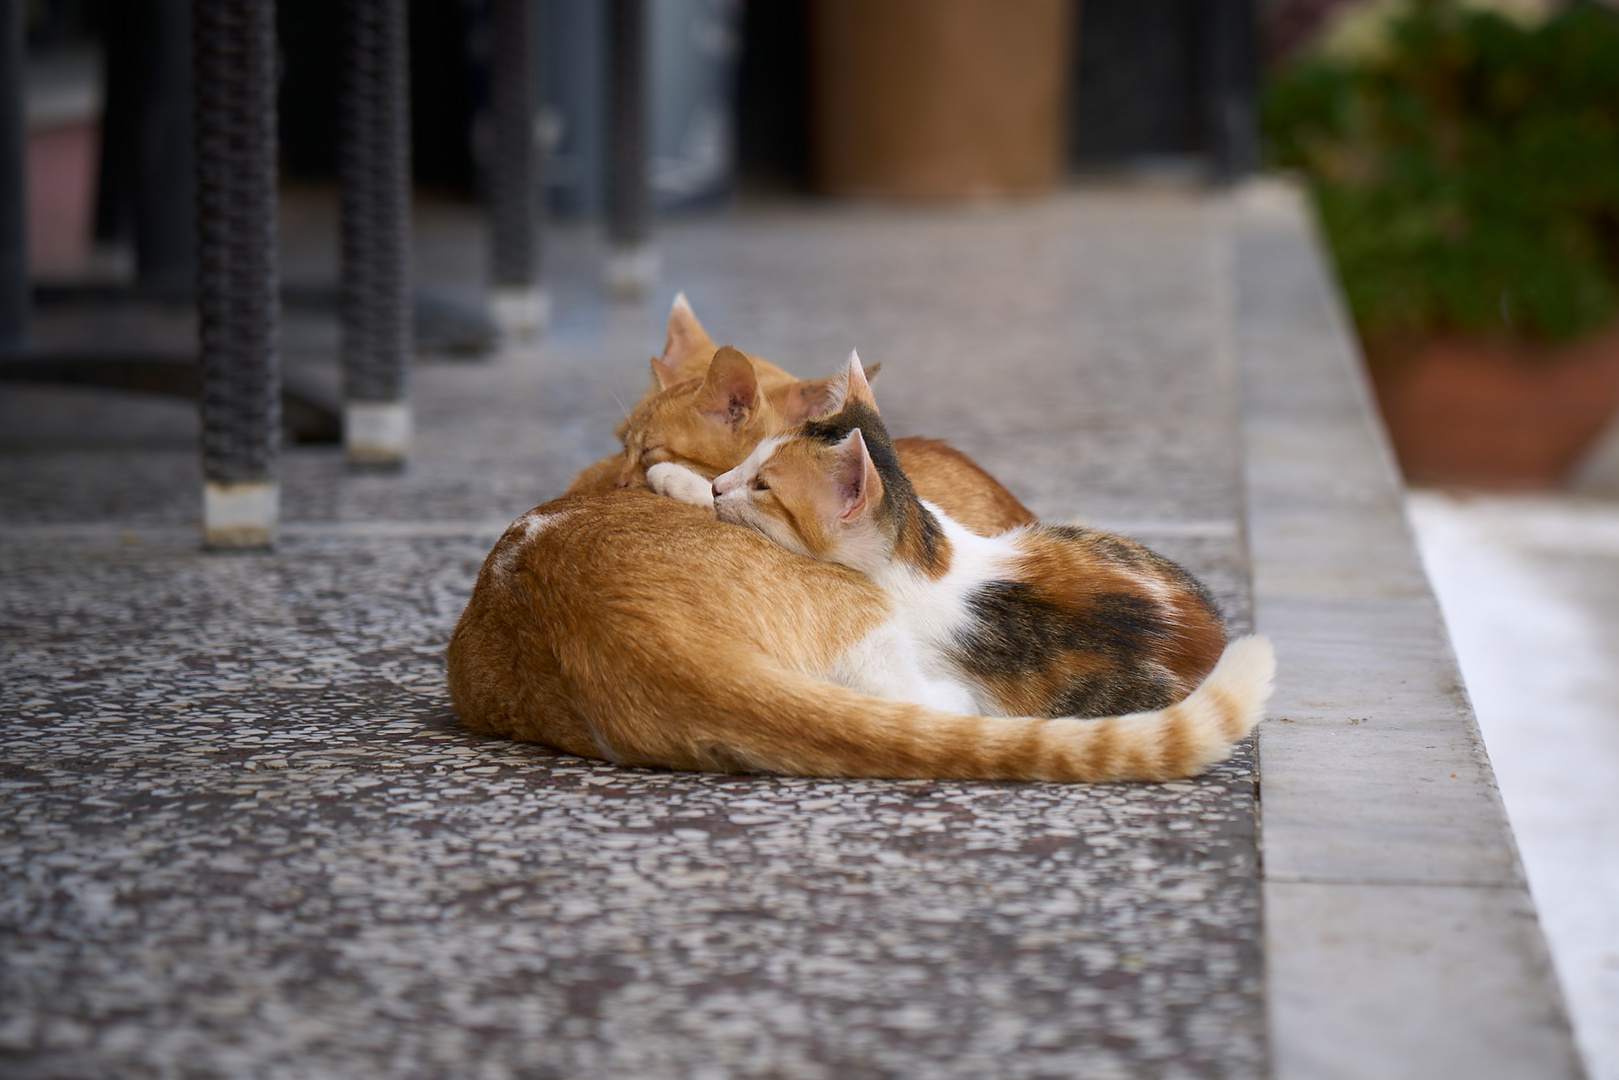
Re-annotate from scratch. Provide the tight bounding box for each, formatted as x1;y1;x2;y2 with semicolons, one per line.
194;0;280;548
487;0;548;338
0;0;29;350
605;0;655;298
340;0;413;466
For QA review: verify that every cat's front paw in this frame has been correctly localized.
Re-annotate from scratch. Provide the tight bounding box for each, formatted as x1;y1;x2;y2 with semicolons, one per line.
645;462;715;509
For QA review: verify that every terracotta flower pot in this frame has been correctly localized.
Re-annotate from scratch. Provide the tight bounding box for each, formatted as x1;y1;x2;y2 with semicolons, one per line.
808;0;1073;199
1367;324;1619;490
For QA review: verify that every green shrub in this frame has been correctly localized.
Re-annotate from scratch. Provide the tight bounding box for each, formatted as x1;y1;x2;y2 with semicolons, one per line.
1263;0;1619;362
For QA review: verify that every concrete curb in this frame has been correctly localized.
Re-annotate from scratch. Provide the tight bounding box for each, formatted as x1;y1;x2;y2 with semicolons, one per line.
1230;179;1586;1079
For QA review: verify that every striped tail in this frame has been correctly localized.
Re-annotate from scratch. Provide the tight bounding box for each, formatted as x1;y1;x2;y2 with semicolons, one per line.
1025;633;1275;782
597;635;1276;783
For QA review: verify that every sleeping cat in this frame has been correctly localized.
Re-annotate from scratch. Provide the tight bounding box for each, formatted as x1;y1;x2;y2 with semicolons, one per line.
563;293;848;495
447;301;1271;780
447;490;1274;782
653;352;1257;720
566;297;1035;536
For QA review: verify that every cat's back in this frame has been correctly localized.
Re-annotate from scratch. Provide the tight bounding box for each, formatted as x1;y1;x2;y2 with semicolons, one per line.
953;522;1228;718
448;491;889;751
894;437;1035;535
493;492;869;600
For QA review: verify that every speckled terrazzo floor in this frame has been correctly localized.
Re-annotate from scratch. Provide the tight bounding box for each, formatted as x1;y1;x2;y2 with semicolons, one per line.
2;189;1264;1079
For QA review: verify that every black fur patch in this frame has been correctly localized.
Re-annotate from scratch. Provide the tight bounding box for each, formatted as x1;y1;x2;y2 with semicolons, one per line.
951;580;1179;718
1049;670;1177;718
799;399;942;566
1047;524;1223;623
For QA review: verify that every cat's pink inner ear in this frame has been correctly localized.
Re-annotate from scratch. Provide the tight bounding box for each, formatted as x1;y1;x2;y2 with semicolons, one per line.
834;429;877;521
699;346;761;428
650;355;682;391
781;376;835;425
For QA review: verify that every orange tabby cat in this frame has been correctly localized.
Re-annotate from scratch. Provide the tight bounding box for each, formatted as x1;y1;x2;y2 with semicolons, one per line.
446;490;1274;781
566;297;1035;536
696;353;1243;718
563;293;843;495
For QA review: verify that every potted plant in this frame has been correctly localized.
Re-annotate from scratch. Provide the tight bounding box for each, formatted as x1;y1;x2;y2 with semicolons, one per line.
1263;0;1619;489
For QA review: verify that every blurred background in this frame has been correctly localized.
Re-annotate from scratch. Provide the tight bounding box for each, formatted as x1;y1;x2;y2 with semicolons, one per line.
1261;10;1619;1080
5;0;1618;1075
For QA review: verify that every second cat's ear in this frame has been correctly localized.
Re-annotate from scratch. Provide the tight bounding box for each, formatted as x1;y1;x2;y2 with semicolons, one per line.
825;350;881;415
831;429;881;522
660;291;714;372
650;355;682;391
783;359;885;424
781;376;834;425
698;346;761;430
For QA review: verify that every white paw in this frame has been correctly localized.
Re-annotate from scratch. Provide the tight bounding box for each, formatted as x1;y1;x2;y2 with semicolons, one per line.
645;462;715;509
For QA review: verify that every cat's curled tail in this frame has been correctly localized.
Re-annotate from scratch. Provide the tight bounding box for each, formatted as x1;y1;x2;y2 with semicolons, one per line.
1021;634;1275;782
690;635;1276;783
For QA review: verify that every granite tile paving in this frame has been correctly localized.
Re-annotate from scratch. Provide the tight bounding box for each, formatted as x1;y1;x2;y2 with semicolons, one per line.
1;189;1264;1078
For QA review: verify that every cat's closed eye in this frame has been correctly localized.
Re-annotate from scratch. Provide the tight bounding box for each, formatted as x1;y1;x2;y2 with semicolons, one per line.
751;477;770;491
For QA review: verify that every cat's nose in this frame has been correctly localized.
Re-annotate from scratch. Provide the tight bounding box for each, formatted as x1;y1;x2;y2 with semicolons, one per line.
711;482;722;500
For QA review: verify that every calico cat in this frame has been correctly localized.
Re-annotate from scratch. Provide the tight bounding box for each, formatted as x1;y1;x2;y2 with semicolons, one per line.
447;300;1271;781
679;352;1258;720
566;298;1036;536
447;490;1274;782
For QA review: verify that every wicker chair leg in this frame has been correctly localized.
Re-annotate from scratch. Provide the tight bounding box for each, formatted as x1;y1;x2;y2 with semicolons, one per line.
488;0;548;338
0;0;30;350
340;0;413;465
605;0;655;298
194;0;280;548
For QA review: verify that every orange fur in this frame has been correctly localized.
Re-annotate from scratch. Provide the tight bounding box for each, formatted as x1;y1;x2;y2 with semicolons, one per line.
567;297;1034;536
713;355;1234;721
447;491;1275;781
606;346;782;491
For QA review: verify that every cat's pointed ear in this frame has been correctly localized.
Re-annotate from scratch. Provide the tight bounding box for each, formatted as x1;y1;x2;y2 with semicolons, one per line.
843;352;878;410
698;346;761;430
780;376;835;425
782;357;887;424
825;350;880;415
650;355;682;391
660;291;714;372
831;429;882;522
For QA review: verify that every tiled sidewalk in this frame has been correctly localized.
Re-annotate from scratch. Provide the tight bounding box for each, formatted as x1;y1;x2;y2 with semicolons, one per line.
2;190;1261;1079
0;185;1580;1078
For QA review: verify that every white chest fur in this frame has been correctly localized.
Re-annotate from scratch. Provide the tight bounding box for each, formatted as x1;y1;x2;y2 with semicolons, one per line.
835;505;1021;716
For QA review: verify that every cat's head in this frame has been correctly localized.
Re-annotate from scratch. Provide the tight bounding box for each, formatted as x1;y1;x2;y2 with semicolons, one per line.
611;332;875;490
628;292;838;425
612;345;781;489
713;352;908;573
612;293;722;449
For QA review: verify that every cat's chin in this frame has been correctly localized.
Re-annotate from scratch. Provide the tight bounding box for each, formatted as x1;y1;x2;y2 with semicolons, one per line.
716;499;812;560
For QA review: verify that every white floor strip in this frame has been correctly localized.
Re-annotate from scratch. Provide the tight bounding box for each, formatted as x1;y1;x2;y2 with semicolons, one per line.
1409;491;1619;1080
